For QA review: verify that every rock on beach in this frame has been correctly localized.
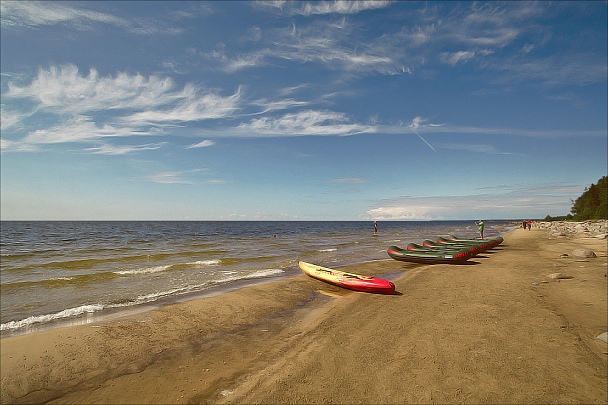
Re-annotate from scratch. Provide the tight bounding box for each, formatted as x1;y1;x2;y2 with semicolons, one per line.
535;220;608;238
572;249;597;258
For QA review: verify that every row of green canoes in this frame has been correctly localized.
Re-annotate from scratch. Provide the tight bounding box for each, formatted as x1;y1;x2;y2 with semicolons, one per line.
387;235;504;264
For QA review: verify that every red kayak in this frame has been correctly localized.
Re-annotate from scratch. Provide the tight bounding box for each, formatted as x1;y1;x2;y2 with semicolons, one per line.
299;261;396;295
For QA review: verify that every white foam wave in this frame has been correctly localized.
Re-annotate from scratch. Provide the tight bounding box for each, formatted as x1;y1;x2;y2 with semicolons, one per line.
115;265;171;276
317;248;337;252
189;259;221;267
134;287;192;303
246;268;284;279
2;268;285;332
0;304;104;332
218;268;282;282
115;260;220;276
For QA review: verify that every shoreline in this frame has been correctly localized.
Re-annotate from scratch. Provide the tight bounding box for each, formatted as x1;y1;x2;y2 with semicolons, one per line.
0;220;516;337
1;225;607;404
0;260;406;340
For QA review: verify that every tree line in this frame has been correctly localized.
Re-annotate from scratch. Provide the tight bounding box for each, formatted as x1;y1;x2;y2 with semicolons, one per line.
545;176;607;221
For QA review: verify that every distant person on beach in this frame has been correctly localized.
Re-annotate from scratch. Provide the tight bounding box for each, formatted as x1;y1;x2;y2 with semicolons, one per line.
374;221;378;235
475;220;485;239
527;220;531;230
523;220;527;229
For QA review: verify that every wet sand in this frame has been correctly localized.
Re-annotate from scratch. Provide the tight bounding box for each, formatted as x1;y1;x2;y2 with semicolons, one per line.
1;228;607;404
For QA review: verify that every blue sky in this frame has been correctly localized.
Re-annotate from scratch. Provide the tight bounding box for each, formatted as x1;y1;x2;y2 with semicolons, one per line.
1;1;606;220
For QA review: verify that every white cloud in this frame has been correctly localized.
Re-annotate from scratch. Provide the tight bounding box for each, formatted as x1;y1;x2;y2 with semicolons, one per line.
213;19;403;75
147;169;225;185
250;98;311;114
225;53;267;73
0;1;127;29
121;88;241;125
204;179;229;185
367;205;435;221
440;51;476;66
20;116;154;146
0;106;24;131
7;65;208;114
238;110;376;137
148;172;193;184
276;1;392;16
0;1;182;35
187;140;215;149
366;184;585;220
256;1;391;16
3;65;243;151
85;143;165;155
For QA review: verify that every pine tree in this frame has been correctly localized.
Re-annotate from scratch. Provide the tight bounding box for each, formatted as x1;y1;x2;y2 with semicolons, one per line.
571;176;608;220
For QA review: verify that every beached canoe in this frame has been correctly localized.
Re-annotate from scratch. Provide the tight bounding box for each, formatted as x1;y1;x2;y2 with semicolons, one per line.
423;239;486;254
406;242;479;257
435;237;503;252
441;235;504;248
387;245;471;264
298;261;396;295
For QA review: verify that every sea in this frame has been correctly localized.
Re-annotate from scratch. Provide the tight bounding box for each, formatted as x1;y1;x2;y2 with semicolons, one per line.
0;220;514;336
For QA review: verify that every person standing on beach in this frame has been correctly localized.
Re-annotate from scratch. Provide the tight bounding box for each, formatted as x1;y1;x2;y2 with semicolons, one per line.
374;221;378;235
475;220;485;239
527;220;531;230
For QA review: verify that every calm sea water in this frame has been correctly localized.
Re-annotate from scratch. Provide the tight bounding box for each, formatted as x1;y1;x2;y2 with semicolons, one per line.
1;221;512;335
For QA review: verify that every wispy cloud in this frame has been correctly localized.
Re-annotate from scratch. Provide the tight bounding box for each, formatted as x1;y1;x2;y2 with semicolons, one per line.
187;140;215;149
257;1;391;16
378;119;605;139
0;1;127;29
208;19;405;75
148;171;193;184
121;87;241;126
85;143;165;155
20;116;156;146
6;65;237;116
2;65;242;152
366;184;585;220
237;110;376;137
0;105;24;132
0;1;182;35
147;169;212;185
440;51;476;66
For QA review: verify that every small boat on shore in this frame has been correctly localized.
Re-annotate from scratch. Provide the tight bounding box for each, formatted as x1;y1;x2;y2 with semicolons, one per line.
441;235;504;248
299;261;396;295
406;242;479;257
387;245;471;264
423;239;485;254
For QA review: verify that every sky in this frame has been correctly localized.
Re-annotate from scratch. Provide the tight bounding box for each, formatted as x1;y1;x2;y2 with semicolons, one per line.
1;1;606;221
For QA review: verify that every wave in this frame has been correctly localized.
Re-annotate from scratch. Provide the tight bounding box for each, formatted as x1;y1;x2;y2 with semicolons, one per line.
113;265;172;276
2;250;228;272
1;272;121;291
115;260;222;275
2;260;226;291
0;304;104;332
0;268;285;332
317;248;337;252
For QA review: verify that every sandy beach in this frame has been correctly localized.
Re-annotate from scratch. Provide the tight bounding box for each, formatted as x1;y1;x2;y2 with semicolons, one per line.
1;227;607;404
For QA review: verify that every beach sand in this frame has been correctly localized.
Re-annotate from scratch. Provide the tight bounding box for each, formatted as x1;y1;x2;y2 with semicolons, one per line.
1;228;607;404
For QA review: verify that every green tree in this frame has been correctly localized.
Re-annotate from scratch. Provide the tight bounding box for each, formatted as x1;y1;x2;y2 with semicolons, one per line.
571;176;608;220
